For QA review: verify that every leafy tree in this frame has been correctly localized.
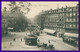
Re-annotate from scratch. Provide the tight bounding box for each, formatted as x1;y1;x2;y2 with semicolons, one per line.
2;2;32;32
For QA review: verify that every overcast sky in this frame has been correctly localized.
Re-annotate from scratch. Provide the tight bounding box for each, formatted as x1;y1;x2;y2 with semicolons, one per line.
2;1;78;20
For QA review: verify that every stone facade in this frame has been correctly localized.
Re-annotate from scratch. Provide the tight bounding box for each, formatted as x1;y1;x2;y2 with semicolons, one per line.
37;4;78;36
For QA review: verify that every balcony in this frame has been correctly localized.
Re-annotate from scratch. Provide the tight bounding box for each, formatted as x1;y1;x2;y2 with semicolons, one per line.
66;21;78;23
65;27;78;29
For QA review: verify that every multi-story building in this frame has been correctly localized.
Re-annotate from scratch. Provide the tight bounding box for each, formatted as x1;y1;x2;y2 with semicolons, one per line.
36;4;78;36
2;11;15;32
2;16;8;35
65;4;78;33
44;9;60;31
2;8;8;35
43;8;65;36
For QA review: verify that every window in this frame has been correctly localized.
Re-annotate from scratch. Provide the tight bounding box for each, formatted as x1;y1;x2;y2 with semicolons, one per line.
77;12;79;16
70;12;72;17
66;18;68;21
49;11;51;13
60;19;61;21
73;24;76;27
66;13;68;16
69;8;72;11
60;24;61;26
66;24;69;28
73;12;76;16
77;18;78;21
70;18;72;21
73;8;76;11
70;24;72;27
73;18;76;21
60;29;61;31
58;28;59;31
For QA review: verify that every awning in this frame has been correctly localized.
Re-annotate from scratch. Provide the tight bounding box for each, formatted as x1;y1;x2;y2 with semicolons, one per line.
43;29;55;34
64;32;78;38
8;28;13;29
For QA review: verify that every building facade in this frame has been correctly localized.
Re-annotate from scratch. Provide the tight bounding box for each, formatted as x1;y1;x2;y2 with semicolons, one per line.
37;4;78;36
2;17;8;35
65;4;78;33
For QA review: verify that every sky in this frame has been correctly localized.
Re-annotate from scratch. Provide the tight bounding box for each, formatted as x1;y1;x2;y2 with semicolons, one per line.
2;1;78;20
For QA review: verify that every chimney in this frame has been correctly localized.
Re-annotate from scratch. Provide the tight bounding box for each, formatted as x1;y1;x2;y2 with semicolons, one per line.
66;5;67;8
50;8;52;10
50;8;52;13
62;7;63;11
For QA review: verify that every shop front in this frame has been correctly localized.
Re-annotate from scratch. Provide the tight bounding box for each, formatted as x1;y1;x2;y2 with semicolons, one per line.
43;29;57;36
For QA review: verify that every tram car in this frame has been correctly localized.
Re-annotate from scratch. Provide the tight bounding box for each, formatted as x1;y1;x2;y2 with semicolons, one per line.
63;32;78;46
24;35;37;45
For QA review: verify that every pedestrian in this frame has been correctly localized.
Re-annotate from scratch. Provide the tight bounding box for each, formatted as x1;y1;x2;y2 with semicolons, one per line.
43;43;47;50
21;38;22;41
10;42;12;46
48;40;50;44
26;33;27;35
13;38;16;41
48;44;54;50
38;39;40;42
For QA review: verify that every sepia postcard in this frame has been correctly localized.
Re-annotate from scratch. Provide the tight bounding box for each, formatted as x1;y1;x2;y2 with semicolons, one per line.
1;1;79;51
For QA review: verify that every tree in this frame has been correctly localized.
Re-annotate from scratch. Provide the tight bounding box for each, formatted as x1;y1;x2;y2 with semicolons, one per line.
3;2;32;32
